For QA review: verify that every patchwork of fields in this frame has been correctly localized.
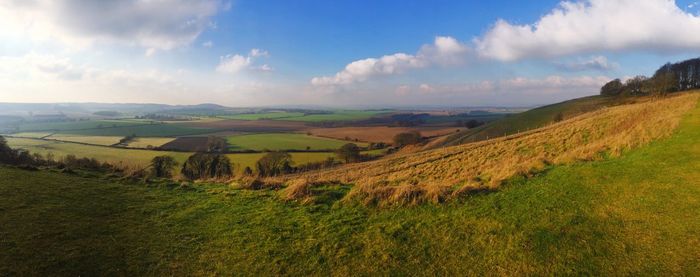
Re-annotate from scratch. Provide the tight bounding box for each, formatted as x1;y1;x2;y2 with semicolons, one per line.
226;133;366;151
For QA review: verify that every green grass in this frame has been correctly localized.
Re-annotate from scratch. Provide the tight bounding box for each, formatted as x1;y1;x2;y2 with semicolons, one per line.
226;133;364;151
278;110;389;122
217;112;306;120
1;99;699;275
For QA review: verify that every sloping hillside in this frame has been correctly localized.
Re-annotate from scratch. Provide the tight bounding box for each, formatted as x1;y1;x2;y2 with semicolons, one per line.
276;93;699;206
3;92;700;275
435;95;645;148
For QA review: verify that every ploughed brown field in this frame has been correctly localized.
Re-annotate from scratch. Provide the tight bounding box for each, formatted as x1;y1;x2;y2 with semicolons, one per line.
182;119;310;132
308;126;465;143
160;137;210;152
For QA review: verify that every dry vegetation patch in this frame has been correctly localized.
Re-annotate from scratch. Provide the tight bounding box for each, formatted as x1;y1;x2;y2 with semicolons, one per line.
308;126;464;143
271;93;700;206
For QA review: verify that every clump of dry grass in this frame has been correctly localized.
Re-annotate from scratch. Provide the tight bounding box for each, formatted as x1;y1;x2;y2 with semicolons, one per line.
270;93;699;206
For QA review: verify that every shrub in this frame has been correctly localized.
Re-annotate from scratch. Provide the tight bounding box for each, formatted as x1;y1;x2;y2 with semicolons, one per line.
181;153;233;180
392;131;423;147
335;143;361;163
255;152;293;177
150;155;178;178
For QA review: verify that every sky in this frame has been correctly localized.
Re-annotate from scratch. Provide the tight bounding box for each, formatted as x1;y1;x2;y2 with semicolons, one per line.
2;0;700;107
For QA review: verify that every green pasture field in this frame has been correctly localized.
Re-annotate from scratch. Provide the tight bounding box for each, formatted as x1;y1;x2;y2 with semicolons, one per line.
2;98;699;275
46;134;124;146
56;123;218;137
5;137;334;170
278;110;390;122
16;120;145;132
125;137;176;148
218;112;306;121
226;133;365;151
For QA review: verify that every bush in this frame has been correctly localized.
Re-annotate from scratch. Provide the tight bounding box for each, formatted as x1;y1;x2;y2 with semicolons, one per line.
150;155;178;178
255;152;293;177
181;153;233;180
392;131;423;147
600;79;624;96
336;143;361;163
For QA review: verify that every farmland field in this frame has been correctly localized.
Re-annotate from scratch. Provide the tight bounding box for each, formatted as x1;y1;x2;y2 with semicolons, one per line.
218;112;306;121
125;137;176;149
5;137;335;171
16;120;145;132
226;133;364;151
56;123;218;137
277;110;390;122
9;132;53;138
309;126;464;143
45;134;123;146
183;119;309;132
160;137;210;152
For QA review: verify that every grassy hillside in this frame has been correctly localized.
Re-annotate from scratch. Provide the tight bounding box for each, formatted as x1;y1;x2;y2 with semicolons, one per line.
437;95;644;147
278;93;698;206
1;94;699;275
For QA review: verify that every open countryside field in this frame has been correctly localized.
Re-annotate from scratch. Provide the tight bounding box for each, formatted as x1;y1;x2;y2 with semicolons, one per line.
56;123;219;137
226;133;366;151
16;120;146;132
45;134;124;146
218;112;306;120
125;137;176;149
183;119;310;132
6;137;335;171
276;110;391;122
309;126;465;143
3;95;700;275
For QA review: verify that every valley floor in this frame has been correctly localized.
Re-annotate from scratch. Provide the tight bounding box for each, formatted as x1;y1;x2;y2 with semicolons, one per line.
1;98;700;275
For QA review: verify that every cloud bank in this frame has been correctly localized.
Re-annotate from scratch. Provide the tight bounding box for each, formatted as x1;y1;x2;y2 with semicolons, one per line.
475;0;700;61
0;0;225;50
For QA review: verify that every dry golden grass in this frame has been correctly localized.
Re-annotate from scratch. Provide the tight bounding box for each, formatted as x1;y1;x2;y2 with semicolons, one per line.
270;93;700;206
308;126;464;143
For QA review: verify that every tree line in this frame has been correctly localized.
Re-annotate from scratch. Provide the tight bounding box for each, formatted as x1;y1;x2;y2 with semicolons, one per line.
601;57;700;97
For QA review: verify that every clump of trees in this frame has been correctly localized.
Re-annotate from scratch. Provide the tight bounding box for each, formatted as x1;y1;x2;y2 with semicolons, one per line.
393;131;423;147
256;152;293;177
336;143;361;163
150;156;178;178
600;57;700;97
180;153;233;180
456;119;485;129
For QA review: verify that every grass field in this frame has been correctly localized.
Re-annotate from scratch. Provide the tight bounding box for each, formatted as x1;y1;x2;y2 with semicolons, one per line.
57;123;218;137
16;120;144;132
226;133;364;151
5;137;334;171
9;132;53;138
1;95;699;275
218;112;306;121
309;126;464;143
125;137;176;148
277;110;390;122
45;134;124;146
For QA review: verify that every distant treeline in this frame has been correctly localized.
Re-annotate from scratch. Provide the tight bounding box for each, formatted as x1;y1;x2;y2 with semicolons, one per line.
601;57;700;96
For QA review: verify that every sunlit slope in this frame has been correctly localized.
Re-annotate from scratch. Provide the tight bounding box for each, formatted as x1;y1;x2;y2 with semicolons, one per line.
279;93;699;205
437;95;643;147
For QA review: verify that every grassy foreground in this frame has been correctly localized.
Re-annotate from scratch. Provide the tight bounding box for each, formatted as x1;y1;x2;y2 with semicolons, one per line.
1;100;700;275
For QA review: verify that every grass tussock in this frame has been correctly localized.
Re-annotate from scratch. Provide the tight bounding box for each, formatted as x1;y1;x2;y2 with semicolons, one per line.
270;93;700;206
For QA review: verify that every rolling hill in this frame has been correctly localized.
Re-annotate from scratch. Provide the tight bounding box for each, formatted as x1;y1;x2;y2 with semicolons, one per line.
274;92;699;206
2;92;700;275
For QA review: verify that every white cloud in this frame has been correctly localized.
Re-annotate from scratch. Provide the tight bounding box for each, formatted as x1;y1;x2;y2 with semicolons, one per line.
249;49;270;57
311;36;469;86
202;41;214;48
555;56;618;71
475;0;700;61
0;0;225;50
216;49;271;74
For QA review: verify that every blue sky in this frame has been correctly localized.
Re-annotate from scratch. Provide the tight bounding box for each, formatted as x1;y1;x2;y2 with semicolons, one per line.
2;0;700;107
